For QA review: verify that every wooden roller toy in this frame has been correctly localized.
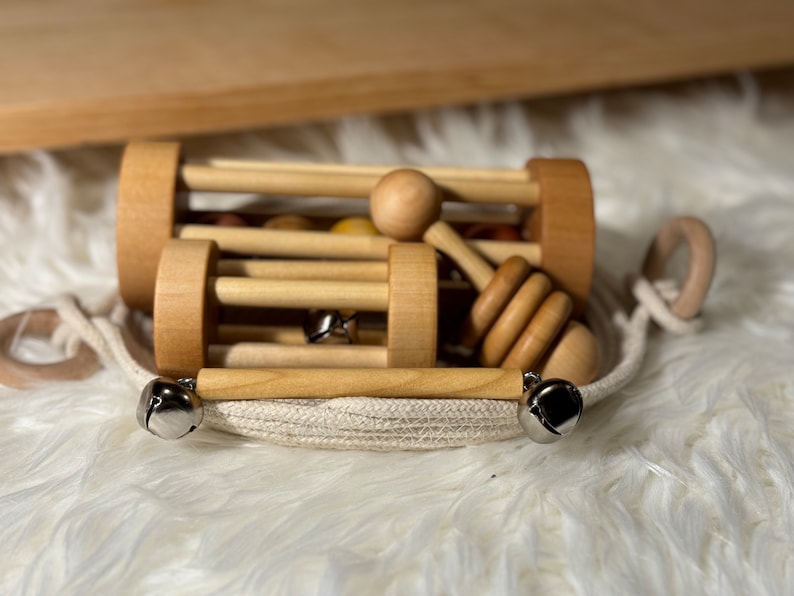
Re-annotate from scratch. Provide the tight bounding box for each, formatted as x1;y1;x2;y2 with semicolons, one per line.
116;141;593;312
153;239;438;379
370;169;599;386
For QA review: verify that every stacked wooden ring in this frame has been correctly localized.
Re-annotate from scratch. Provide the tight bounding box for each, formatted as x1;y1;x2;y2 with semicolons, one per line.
369;169;599;386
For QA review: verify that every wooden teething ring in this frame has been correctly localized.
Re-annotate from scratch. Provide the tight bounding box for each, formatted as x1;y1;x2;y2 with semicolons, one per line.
642;216;716;319
0;310;101;388
153;239;437;378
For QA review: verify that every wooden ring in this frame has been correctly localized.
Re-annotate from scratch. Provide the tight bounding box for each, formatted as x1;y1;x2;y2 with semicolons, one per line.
478;272;553;367
0;310;101;389
500;291;573;370
116;141;182;312
642;216;716;319
537;320;601;386
387;243;438;367
459;256;531;349
153;239;219;379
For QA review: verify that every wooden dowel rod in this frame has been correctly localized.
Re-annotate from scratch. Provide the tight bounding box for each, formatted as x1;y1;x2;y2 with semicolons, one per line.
175;224;542;266
176;225;393;259
208;343;388;368
191;201;522;225
209;277;390;311
204;158;532;184
217;259;388;281
195;367;524;400
473;239;541;268
216;324;387;346
178;165;540;207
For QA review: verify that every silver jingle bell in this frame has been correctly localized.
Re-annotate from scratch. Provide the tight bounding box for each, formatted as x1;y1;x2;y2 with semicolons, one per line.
303;309;357;344
137;377;204;440
517;372;583;443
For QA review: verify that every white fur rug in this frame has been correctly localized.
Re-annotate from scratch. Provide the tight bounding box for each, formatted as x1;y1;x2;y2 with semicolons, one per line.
1;74;793;594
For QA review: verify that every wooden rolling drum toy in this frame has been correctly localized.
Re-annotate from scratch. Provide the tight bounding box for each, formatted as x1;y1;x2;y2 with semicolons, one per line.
154;239;438;379
369;169;599;386
116;141;592;312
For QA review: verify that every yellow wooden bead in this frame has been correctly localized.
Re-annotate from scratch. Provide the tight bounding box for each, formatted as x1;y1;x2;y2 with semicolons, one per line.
330;216;379;236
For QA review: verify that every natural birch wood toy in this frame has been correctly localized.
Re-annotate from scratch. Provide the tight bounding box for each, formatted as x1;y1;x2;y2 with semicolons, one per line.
154;239;438;379
115;141;593;313
369;169;599;383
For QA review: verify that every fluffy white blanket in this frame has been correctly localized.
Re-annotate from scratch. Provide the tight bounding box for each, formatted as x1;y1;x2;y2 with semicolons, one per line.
1;75;793;594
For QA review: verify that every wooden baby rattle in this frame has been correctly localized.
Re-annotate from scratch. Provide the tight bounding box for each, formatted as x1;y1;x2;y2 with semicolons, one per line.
153;239;438;379
369;169;599;386
115;141;590;312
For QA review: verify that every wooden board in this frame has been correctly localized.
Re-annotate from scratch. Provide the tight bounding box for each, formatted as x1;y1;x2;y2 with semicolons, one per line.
2;0;794;153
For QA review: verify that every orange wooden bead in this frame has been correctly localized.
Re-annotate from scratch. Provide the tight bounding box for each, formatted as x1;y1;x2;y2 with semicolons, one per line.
463;223;523;242
197;213;249;227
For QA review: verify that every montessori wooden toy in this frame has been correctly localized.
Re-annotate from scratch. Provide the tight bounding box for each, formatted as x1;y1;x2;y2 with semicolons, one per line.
154;239;438;378
115;141;594;313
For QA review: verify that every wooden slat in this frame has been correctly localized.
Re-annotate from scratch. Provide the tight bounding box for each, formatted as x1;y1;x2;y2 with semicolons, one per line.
1;0;794;153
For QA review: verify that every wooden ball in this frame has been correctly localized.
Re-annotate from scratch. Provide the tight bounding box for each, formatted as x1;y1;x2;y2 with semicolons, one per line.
370;169;442;241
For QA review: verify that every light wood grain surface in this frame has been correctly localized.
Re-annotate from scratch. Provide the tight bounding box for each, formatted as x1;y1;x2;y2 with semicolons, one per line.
2;0;794;153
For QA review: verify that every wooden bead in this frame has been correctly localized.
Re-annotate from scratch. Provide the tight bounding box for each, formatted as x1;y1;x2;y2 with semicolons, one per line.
479;272;553;367
153;239;219;379
116;141;182;312
197;212;249;227
369;169;442;241
500;291;573;370
463;223;523;242
538;320;600;386
458;256;531;349
525;159;595;318
330;216;379;235
263;214;313;230
387;243;438;367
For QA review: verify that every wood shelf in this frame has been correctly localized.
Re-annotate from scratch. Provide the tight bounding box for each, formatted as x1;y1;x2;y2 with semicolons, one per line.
2;0;794;153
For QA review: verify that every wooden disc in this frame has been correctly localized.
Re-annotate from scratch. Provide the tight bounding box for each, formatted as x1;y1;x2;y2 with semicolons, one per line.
538;320;601;386
500;291;572;370
525;159;595;318
0;309;101;388
153;239;219;379
479;272;553;367
386;243;438;367
116;141;182;313
458;256;531;349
